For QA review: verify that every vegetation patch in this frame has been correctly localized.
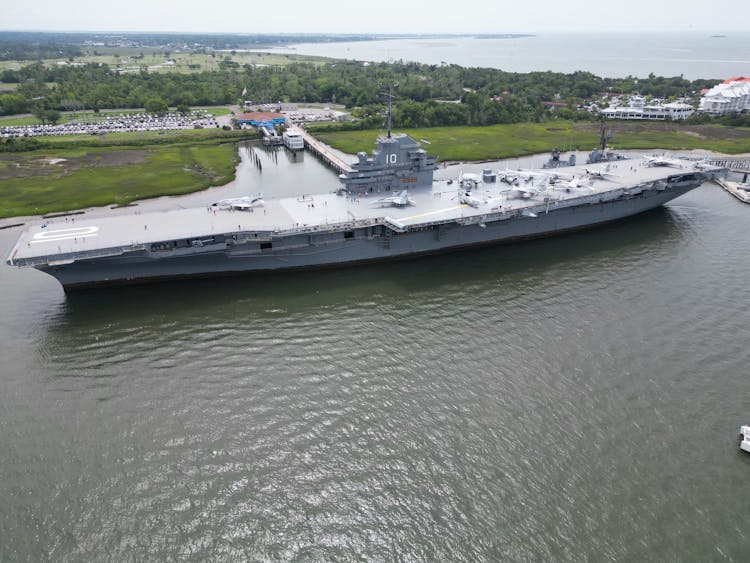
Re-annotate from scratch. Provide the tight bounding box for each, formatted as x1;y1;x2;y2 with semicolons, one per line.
0;115;43;126
0;140;242;218
0;150;150;180
0;128;251;152
316;121;750;161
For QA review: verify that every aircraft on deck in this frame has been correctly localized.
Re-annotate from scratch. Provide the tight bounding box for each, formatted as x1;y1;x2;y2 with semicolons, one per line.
458;171;482;189
498;168;572;186
496;169;556;198
452;171;489;206
371;190;415;207
213;194;264;210
562;176;591;190
455;190;487;207
584;168;619;180
642;155;685;168
498;169;541;185
691;157;716;170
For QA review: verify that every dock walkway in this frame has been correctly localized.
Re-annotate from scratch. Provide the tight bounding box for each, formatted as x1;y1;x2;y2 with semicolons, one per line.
298;129;353;174
260;126;282;146
704;157;750;173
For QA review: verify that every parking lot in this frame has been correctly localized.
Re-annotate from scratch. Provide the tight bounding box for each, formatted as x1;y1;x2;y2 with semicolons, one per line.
0;111;221;138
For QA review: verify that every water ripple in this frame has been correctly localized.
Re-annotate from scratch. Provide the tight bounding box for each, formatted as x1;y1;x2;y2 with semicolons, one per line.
4;187;750;560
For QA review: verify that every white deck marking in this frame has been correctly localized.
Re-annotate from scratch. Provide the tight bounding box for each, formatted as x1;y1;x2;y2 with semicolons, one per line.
400;204;468;221
31;226;99;244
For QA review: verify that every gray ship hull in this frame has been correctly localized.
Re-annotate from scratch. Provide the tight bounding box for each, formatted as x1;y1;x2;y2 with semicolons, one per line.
39;182;696;290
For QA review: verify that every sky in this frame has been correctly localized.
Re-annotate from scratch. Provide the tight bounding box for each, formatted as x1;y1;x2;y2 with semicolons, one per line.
2;0;749;35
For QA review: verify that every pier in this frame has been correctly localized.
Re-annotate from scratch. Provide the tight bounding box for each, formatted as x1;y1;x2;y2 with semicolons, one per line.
703;156;750;175
260;126;282;146
715;177;750;204
298;129;352;174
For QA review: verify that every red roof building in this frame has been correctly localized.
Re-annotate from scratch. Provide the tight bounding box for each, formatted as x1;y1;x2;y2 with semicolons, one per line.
233;112;286;127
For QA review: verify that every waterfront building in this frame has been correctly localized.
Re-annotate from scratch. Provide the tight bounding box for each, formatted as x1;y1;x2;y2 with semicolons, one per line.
601;96;694;121
698;77;750;115
233;112;287;129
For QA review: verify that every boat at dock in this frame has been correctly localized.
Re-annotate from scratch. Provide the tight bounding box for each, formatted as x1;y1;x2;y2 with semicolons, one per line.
282;128;305;151
6;126;724;290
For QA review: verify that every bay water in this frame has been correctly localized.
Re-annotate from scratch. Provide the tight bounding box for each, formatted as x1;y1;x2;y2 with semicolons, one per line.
2;145;750;560
256;32;750;80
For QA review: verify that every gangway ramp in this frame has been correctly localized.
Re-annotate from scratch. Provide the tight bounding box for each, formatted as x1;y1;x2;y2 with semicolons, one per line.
298;129;353;174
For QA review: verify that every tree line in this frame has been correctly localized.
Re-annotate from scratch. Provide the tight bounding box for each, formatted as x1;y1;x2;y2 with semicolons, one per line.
0;36;82;62
0;59;734;128
0;31;382;59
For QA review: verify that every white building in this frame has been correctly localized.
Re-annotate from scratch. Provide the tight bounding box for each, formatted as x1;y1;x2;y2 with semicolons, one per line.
698;78;750;115
330;110;351;122
601;96;694;121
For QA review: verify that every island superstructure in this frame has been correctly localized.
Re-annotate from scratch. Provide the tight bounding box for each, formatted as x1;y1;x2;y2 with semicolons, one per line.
6;131;723;290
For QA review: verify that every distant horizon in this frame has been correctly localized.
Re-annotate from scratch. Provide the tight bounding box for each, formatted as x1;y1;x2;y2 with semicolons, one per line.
0;29;746;36
2;29;746;80
6;0;747;35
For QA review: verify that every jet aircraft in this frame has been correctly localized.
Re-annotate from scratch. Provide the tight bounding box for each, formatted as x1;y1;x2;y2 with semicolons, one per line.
213;194;264;210
642;155;685;168
371;190;415;207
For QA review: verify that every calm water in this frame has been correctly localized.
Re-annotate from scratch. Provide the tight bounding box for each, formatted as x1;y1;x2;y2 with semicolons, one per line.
257;32;750;79
2;147;750;560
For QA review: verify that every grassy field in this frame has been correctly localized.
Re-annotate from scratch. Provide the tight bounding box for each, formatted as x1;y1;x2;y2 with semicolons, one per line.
2;128;249;148
201;107;232;117
0;131;252;218
313;121;750;160
0;115;42;126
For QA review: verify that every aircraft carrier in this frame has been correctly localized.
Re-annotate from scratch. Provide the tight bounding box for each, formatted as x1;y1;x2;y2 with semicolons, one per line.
6;130;723;290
